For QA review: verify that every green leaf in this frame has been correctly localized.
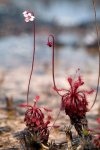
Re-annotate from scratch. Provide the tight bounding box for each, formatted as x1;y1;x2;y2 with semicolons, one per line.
82;129;89;136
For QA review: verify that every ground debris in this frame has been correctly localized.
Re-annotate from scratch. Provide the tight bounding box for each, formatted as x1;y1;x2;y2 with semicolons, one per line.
0;126;11;134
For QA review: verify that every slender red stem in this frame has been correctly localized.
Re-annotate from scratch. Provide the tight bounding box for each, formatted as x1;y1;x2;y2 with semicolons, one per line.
48;34;62;97
89;0;100;110
27;15;36;105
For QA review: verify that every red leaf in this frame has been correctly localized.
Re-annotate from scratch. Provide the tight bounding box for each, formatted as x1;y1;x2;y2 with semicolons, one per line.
18;103;32;108
45;120;50;126
78;76;84;85
42;107;52;112
84;89;94;94
47;115;52;120
36;120;40;125
35;95;40;101
32;118;36;122
67;77;72;85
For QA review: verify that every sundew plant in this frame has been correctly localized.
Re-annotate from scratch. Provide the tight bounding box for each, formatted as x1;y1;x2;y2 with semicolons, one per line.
19;0;100;149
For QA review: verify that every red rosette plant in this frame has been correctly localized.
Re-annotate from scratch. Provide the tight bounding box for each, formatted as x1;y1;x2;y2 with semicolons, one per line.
59;76;93;117
54;75;94;137
19;96;52;144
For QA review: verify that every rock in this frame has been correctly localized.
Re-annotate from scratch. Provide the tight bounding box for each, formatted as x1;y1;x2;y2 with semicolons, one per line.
0;126;11;134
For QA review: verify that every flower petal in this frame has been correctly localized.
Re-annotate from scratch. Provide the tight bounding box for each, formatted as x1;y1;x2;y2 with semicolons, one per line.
25;18;29;22
30;16;35;21
28;13;32;17
24;14;28;18
23;11;27;15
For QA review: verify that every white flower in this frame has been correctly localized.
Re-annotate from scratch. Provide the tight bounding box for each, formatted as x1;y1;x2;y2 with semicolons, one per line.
22;11;35;22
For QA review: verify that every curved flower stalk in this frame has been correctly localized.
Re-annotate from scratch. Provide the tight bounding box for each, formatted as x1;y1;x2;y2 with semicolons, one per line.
23;10;36;105
19;96;52;144
47;35;62;97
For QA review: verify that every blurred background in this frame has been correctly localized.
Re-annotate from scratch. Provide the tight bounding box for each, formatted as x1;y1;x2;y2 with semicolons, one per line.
0;0;100;69
0;0;100;147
